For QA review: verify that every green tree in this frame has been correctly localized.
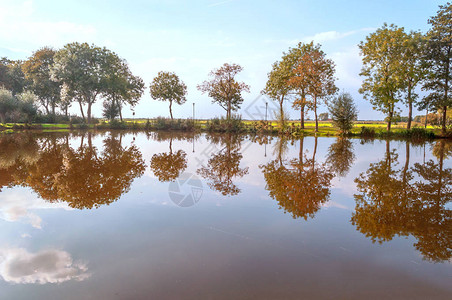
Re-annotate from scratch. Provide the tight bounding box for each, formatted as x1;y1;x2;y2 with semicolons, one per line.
197;63;250;122
0;88;17;123
16;91;38;123
104;57;144;121
421;3;452;135
149;71;187;120
399;31;426;129
0;58;28;95
328;92;358;134
102;100;120;120
359;24;406;131
51;42;125;124
289;43;337;132
22;47;61;118
262;60;292;128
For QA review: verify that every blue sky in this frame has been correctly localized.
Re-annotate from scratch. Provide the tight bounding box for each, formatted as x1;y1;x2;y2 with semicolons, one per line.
0;0;446;120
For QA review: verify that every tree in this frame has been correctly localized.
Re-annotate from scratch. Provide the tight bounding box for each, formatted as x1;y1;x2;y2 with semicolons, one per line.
328;92;358;134
289;43;337;132
421;3;452;135
51;42;124;124
0;58;28;95
0;88;17;123
104;57;144;121
16;91;38;123
197;63;250;122
284;42;318;129
102;100;120;121
262;60;292;128
359;24;406;131
149;71;187;120
22;47;61;118
399;31;426;129
318;112;328;121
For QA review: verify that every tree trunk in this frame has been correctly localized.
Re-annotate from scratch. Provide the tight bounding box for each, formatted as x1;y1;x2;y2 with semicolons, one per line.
424;107;428;129
117;99;123;122
279;100;284;129
407;89;412;130
87;102;92;124
78;100;86;122
227;100;231;122
387;108;393;132
314;96;318;133
300;106;305;129
169;100;173;120
441;106;447;135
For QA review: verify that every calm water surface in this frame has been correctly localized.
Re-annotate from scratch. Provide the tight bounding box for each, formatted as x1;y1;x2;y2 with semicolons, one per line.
0;131;450;299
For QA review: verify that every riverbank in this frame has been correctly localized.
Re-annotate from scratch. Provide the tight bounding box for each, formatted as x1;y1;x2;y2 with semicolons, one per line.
0;119;449;139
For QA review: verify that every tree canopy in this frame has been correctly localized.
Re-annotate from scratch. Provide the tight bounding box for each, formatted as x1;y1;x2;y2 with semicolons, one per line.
149;71;187;120
197;63;250;121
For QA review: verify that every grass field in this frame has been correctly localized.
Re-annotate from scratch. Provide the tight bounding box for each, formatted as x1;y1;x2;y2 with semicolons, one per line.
0;119;446;138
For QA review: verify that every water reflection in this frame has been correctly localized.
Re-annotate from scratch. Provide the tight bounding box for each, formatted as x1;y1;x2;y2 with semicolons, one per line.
351;140;451;262
0;247;89;284
197;134;249;196
0;131;450;266
0;132;146;209
261;137;334;220
149;131;188;182
326;138;356;177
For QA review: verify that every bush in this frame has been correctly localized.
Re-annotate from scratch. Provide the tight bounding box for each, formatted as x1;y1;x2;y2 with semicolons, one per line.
206;114;244;132
328;92;358;134
360;126;375;137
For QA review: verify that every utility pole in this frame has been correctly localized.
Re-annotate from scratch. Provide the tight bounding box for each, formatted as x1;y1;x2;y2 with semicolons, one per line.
265;102;268;124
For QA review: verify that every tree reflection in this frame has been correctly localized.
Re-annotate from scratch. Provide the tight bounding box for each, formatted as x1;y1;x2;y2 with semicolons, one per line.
351;140;451;262
326;138;355;177
261;137;334;220
0;132;146;209
197;134;249;196
150;134;187;182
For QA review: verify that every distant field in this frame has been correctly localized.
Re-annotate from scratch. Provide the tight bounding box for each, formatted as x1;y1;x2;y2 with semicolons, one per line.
1;119;443;137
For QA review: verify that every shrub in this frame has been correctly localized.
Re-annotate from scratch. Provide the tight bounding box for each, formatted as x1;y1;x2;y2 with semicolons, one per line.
328;92;358;134
360;126;375;137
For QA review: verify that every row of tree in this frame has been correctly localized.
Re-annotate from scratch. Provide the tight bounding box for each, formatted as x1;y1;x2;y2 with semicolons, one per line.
0;44;145;124
0;3;450;133
359;3;452;134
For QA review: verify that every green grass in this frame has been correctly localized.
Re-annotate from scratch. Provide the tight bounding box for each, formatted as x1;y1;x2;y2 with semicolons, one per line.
0;119;447;139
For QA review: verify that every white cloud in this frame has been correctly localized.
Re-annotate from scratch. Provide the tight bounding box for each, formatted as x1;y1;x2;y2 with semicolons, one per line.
0;247;90;284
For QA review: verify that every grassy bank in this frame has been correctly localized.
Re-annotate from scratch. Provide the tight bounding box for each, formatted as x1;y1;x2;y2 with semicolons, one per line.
0;118;449;139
